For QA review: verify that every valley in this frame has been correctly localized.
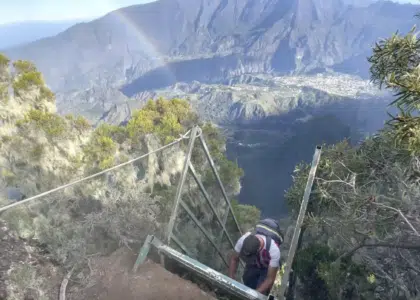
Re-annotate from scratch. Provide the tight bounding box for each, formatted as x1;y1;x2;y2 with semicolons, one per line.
2;0;416;217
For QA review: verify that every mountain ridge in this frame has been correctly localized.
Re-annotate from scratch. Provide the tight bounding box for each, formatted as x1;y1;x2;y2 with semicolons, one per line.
4;0;419;95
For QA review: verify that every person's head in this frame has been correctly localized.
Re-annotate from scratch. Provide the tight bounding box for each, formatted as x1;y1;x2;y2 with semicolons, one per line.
240;234;262;264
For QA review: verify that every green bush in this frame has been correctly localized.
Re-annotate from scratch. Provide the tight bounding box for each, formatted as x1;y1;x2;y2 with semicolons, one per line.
39;86;55;102
73;115;91;132
0;53;10;67
64;114;74;121
127;98;197;143
294;244;338;300
13;60;37;74
0;83;8;102
218;156;244;185
201;122;225;159
18;109;67;139
95;123;127;144
83;133;117;172
13;71;44;92
230;199;261;231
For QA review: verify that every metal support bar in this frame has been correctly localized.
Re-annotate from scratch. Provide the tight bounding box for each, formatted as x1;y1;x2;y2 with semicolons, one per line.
171;234;194;257
133;235;153;273
147;235;270;300
166;126;199;244
188;162;236;249
277;146;322;299
179;199;229;267
199;135;243;236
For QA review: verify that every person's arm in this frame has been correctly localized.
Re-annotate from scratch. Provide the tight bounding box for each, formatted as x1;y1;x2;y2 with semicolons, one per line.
256;266;278;294
229;233;248;279
257;244;281;294
228;251;240;279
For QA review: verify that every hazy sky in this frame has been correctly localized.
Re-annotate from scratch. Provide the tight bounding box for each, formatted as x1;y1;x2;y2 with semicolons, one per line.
0;0;155;24
0;0;419;25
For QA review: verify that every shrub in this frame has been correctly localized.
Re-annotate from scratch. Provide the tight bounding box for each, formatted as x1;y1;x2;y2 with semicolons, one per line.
64;114;74;121
95;123;127;144
13;60;37;74
294;244;338;300
39;86;54;102
18;109;67;139
83;134;117;171
13;71;44;92
230;199;261;232
0;83;8;102
73;115;91;132
201;122;225;158
0;53;10;67
127;98;197;143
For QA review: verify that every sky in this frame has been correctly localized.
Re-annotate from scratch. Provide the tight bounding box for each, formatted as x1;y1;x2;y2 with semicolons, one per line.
0;0;156;24
0;0;419;25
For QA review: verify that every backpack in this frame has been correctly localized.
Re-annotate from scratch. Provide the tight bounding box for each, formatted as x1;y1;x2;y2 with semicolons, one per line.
254;218;284;246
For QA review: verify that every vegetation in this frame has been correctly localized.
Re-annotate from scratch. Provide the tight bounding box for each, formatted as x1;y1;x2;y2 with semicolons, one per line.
13;70;44;94
17;109;67;139
127;97;197;144
230;199;261;232
0;53;10;102
13;60;37;74
286;16;420;300
83;131;117;171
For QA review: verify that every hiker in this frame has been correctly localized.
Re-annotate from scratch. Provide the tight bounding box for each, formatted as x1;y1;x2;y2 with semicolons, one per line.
228;218;283;295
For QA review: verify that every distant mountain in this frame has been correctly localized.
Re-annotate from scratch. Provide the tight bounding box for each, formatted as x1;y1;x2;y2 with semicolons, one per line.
341;0;378;6
0;20;89;49
4;0;419;95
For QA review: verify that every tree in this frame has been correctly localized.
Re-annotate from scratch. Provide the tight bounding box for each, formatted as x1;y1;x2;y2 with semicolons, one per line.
286;15;420;300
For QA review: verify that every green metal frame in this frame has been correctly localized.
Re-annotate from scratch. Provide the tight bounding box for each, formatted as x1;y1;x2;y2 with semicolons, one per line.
276;146;322;299
165;125;244;271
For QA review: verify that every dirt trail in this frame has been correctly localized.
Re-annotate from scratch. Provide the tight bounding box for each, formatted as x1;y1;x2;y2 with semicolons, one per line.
70;248;217;300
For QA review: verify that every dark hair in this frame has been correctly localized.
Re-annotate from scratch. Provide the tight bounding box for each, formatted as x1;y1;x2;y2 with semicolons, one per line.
241;234;260;256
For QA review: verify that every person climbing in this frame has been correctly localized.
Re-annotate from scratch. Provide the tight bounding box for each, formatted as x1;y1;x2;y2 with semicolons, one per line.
228;218;283;296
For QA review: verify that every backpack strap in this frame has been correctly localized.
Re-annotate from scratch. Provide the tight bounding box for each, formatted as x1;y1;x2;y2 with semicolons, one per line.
265;235;272;252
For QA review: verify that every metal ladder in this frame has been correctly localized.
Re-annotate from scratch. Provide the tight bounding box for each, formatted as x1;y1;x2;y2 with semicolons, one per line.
132;125;322;300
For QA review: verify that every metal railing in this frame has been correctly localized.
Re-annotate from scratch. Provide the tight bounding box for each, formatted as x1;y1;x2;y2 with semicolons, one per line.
166;125;244;271
276;146;322;300
134;235;268;300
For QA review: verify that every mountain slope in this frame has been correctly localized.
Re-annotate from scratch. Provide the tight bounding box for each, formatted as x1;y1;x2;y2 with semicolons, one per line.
4;0;419;93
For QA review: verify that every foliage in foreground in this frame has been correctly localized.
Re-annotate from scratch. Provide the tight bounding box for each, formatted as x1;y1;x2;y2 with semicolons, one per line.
285;17;420;300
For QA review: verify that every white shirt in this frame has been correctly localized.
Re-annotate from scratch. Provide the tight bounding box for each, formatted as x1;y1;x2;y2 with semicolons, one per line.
234;232;281;268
